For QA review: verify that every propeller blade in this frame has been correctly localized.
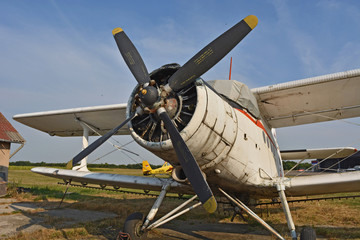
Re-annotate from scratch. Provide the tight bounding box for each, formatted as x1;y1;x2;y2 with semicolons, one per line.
113;28;151;85
157;107;217;213
168;15;258;91
66;112;137;169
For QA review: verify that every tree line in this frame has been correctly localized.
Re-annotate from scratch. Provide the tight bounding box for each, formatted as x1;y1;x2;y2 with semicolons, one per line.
282;161;312;170
10;161;162;169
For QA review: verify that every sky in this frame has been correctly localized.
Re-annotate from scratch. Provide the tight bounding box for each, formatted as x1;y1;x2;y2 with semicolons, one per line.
1;0;360;165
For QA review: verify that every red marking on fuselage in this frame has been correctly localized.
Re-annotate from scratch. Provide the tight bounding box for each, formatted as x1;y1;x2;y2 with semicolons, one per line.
235;108;276;148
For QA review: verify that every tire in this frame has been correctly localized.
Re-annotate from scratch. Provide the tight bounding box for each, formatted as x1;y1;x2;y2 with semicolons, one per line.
300;226;317;240
123;212;147;240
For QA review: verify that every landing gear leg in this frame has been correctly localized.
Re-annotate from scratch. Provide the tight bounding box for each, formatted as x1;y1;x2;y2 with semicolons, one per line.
123;181;204;239
277;184;297;240
141;182;171;230
278;184;316;239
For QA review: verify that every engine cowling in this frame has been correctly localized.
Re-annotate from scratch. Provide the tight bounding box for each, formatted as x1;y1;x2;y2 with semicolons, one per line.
126;64;238;172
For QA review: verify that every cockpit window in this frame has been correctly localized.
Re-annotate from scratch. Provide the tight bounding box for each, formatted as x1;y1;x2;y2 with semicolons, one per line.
207;80;260;119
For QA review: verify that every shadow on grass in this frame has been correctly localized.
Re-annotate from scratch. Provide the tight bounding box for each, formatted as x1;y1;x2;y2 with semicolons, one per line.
29;185;103;201
156;220;273;240
5;186;131;239
33;188;73;200
5;185;172;239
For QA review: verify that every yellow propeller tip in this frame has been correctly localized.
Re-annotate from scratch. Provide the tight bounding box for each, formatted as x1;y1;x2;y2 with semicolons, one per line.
66;159;73;170
112;28;123;36
203;196;217;213
244;15;258;29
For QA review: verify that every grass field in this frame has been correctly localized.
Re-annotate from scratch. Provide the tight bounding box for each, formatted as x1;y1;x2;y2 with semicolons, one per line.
4;166;360;239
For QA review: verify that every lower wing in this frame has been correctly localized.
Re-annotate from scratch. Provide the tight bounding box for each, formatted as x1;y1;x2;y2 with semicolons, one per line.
285;171;360;197
31;167;192;194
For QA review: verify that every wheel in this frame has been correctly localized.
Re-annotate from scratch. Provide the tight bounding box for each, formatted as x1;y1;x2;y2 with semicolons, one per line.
123;212;147;240
300;226;316;240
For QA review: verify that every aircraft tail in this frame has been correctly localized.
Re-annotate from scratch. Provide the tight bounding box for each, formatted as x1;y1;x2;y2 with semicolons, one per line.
142;161;152;175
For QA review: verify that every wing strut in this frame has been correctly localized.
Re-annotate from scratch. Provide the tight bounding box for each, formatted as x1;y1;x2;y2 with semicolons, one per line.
219;188;285;240
72;120;91;171
58;180;72;208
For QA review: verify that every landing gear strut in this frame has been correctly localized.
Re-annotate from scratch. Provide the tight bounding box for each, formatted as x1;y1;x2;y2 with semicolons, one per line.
219;186;317;240
219;188;285;240
122;180;201;239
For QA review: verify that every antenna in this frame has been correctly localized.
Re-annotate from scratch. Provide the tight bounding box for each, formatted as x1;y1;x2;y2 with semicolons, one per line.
229;57;232;80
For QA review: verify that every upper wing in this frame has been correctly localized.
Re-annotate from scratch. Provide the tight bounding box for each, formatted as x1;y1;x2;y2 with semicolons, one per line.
252;69;360;128
280;147;357;160
31;167;193;194
13;104;130;137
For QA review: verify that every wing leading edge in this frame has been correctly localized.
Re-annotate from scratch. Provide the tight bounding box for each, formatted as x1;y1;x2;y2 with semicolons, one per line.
13;104;129;137
252;69;360;128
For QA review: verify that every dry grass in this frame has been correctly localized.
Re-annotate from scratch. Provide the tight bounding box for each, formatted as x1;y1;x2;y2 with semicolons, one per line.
5;228;94;240
255;195;360;227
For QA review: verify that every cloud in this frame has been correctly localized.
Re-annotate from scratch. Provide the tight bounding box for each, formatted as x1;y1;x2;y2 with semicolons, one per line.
271;0;325;76
332;42;360;71
0;23;137;111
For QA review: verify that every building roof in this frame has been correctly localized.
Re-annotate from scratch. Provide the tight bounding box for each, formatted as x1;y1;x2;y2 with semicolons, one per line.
0;113;25;143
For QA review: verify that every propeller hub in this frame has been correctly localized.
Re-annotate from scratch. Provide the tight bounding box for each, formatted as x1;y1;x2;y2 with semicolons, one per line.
164;97;179;119
139;86;159;107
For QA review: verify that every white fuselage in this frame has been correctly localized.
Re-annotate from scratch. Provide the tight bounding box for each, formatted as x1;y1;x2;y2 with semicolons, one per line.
129;80;283;198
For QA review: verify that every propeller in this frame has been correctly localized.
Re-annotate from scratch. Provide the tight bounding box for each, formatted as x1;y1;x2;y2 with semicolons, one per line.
66;112;137;169
167;15;258;92
67;15;258;214
157;107;217;213
113;28;151;85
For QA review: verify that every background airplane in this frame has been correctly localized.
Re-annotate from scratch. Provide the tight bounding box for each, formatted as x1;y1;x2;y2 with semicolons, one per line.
142;161;173;176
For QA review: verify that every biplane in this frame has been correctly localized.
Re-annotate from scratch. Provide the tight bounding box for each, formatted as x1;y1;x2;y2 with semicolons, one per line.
142;161;173;176
13;15;360;240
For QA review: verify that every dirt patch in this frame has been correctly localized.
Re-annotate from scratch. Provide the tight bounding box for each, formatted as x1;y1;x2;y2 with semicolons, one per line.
0;198;116;238
150;220;273;240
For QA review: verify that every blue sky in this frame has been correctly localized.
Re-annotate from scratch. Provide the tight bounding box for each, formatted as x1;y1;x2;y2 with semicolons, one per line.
1;0;360;165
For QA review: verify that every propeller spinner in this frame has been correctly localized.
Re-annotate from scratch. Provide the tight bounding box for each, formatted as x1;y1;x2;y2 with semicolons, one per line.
67;15;258;213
